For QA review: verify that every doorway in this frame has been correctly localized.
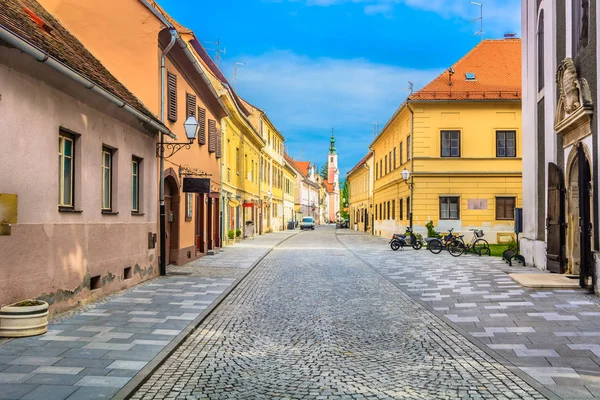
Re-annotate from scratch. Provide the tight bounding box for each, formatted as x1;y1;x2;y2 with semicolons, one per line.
566;143;593;287
164;175;179;265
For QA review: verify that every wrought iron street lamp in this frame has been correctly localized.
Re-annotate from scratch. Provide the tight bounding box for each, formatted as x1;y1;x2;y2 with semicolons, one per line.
401;168;414;190
156;116;199;158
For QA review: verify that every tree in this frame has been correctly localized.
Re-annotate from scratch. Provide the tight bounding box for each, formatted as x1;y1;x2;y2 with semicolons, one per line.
339;179;349;219
319;163;328;180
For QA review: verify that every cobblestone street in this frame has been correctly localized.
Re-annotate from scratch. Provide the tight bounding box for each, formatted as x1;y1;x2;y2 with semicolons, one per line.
133;226;549;400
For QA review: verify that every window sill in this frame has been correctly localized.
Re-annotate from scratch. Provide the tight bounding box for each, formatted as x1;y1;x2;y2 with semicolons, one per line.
131;212;145;216
101;210;119;215
59;207;83;213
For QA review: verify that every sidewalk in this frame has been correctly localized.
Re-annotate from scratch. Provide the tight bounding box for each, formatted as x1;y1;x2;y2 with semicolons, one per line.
0;231;296;400
338;230;600;400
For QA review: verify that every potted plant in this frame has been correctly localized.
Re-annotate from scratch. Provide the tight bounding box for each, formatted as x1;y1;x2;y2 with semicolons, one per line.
0;299;49;337
227;229;235;245
235;228;242;242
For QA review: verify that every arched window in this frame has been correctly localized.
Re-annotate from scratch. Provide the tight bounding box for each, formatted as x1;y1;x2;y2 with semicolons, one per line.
537;8;545;92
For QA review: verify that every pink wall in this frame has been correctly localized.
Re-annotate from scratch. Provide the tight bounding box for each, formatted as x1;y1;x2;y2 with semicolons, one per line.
0;47;158;313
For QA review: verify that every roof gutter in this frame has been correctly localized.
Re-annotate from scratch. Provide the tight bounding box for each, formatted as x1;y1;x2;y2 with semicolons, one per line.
0;23;176;139
138;0;228;119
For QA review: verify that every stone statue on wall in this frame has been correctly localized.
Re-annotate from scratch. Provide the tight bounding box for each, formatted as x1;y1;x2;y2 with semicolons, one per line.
556;58;592;116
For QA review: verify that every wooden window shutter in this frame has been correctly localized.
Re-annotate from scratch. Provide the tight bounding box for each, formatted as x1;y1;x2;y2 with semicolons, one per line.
197;107;206;145
208;119;217;153
216;126;222;159
186;93;196;118
167;72;177;122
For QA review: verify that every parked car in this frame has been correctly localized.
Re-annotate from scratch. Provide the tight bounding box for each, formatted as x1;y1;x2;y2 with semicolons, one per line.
300;217;315;230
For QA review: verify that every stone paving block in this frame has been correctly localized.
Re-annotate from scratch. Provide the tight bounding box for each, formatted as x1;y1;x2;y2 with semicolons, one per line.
514;348;560;357
8;356;61;366
548;384;594;398
106;360;147;370
54;358;113;369
79;367;110;377
22;384;77;400
24;373;83;386
0;372;34;383
0;383;37;399
74;375;130;388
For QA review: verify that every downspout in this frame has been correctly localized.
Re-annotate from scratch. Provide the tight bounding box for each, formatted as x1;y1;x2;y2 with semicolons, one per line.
0;24;175;139
406;101;415;230
370;149;376;235
158;29;177;276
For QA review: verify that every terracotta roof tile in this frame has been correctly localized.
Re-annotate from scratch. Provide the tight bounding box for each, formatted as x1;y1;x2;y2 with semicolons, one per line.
410;39;521;101
148;0;193;34
284;153;310;178
0;0;158;121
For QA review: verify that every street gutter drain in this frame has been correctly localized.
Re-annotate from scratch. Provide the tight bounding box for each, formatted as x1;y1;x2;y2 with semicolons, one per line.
90;275;101;290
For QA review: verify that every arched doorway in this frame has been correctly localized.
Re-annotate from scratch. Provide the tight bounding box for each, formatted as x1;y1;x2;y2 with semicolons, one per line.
566;143;593;286
164;171;180;265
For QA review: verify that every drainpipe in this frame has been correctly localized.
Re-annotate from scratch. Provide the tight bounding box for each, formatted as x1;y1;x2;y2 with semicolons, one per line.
0;24;176;140
370;148;375;235
159;29;177;276
406;101;415;230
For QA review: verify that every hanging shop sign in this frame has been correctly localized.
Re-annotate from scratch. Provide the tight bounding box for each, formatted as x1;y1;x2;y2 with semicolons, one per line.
182;178;210;193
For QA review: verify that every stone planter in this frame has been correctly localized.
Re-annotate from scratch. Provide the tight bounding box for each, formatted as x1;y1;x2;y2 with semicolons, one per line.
0;300;48;337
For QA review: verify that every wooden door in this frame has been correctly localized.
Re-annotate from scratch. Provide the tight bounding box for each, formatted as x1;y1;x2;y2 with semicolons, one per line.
165;197;172;265
547;162;565;273
207;198;214;250
578;144;593;288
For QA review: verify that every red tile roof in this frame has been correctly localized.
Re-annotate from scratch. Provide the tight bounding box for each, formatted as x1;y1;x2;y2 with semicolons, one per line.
323;180;334;193
284;153;310;178
347;152;373;177
0;0;159;121
410;39;521;101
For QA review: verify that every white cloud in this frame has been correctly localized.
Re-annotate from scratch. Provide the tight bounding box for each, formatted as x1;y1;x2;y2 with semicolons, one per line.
225;51;442;172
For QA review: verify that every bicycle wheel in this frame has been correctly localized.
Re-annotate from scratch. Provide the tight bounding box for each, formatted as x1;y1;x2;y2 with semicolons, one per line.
448;240;465;257
428;239;443;254
474;239;490;256
390;240;401;251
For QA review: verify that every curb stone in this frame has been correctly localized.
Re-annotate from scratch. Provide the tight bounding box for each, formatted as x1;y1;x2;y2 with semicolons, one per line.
336;231;561;400
112;230;300;400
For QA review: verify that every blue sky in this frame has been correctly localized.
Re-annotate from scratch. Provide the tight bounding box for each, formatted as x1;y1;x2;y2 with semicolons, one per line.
159;0;520;177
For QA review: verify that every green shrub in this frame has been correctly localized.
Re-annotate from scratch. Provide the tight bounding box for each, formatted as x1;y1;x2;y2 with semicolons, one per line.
425;221;440;238
235;229;242;237
507;238;517;251
228;229;235;240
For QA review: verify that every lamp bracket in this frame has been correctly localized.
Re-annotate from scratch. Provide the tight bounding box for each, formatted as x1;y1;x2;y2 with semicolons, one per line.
157;139;194;158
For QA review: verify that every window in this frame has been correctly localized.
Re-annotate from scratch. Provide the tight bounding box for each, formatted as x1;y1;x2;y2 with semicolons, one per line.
102;147;112;211
186;93;196;118
496;197;516;220
185;193;193;221
388;152;392;172
399;198;403;220
384;155;388;174
392;199;395;220
406;196;410;219
537;10;545;91
572;0;588;55
407;136;411;160
132;158;141;212
236;148;240;175
393;148;397;169
208;119;217;153
376;163;379;179
167;72;177;122
465;72;476;81
399;142;403;165
441;130;460;157
496;131;516;157
197;107;206;145
58;132;75;208
387;201;390;220
380;160;383;176
440;196;460;220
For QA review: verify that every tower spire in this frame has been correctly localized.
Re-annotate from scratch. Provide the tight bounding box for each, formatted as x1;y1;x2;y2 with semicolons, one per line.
329;128;337;155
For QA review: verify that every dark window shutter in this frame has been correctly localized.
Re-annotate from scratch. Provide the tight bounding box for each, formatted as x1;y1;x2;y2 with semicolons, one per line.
167;72;177;122
216;126;222;159
186;93;196;118
208;119;217;153
197;107;206;145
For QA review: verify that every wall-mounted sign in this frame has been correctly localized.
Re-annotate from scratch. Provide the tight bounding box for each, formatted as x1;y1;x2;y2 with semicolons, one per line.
243;202;255;208
182;178;210;193
0;193;18;236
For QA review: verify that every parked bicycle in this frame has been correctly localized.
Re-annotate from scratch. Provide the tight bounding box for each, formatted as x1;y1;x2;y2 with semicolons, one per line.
426;228;461;254
389;227;423;251
448;229;490;257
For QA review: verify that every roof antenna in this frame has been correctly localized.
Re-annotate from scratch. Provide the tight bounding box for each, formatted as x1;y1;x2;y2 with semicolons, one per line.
408;81;413;94
204;38;227;67
447;68;455;87
469;1;483;41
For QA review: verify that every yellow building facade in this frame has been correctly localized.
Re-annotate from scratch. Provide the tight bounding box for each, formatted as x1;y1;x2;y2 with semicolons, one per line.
347;152;373;233
371;39;522;243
